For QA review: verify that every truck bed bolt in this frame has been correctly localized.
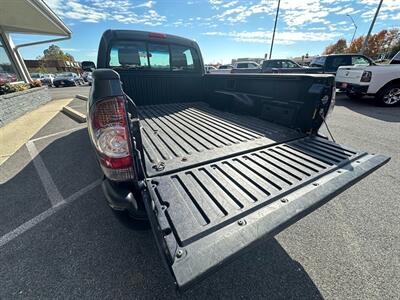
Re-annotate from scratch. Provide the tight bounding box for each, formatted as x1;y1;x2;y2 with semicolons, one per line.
238;219;246;226
281;198;288;203
176;249;184;258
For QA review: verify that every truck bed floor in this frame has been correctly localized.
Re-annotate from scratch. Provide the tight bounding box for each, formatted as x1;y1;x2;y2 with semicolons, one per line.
138;102;303;176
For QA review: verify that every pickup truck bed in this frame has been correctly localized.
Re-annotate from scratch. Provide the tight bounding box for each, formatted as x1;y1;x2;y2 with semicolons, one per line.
138;102;303;176
89;29;390;290
138;101;387;289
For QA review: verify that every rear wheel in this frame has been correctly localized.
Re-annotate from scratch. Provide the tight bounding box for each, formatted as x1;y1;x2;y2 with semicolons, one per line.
377;84;400;106
346;91;363;100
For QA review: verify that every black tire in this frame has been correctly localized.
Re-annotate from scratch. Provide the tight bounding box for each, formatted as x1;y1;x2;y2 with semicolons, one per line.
376;83;400;107
346;91;363;100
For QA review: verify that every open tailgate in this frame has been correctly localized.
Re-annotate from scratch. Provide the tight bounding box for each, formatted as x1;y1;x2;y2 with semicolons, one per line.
142;136;389;289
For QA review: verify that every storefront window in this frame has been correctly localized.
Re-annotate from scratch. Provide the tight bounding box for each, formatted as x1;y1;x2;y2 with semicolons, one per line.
0;36;21;84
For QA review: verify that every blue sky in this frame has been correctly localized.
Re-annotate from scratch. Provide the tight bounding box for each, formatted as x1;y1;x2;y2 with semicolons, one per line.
14;0;400;64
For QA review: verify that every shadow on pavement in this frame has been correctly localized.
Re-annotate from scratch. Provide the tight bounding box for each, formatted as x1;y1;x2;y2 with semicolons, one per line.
335;93;400;123
0;128;323;299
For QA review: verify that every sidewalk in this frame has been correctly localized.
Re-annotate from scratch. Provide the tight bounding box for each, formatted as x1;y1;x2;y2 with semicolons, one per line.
0;98;72;165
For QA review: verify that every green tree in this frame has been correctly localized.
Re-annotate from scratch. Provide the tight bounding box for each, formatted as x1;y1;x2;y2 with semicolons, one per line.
39;44;75;62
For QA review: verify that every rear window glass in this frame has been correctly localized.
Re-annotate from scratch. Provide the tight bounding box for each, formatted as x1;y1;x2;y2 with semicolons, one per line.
148;43;170;69
108;41;200;71
264;61;280;68
282;60;298;68
352;56;370;65
329;56;350;68
170;45;199;71
109;41;149;68
310;56;326;67
237;63;248;68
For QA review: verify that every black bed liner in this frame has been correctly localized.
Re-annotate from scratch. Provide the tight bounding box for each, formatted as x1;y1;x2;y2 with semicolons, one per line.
144;133;389;289
138;102;303;177
136;104;390;290
148;136;364;246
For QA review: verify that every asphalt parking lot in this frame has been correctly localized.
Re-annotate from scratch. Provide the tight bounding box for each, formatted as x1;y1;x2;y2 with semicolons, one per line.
1;86;399;299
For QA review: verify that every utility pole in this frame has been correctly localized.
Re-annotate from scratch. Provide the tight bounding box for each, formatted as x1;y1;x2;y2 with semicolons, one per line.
269;0;281;59
346;14;358;45
360;0;383;54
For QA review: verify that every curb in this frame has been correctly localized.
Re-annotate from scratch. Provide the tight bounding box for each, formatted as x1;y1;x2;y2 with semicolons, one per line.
75;94;88;101
62;106;87;123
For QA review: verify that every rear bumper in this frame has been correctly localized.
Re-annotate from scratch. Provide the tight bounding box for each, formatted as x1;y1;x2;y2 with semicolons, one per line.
102;178;147;220
336;82;369;94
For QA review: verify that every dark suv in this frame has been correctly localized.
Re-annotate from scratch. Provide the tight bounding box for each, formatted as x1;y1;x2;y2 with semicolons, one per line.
310;54;374;74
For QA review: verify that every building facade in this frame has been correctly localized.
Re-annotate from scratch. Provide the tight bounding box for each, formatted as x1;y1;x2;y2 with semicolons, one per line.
0;0;71;83
24;59;82;75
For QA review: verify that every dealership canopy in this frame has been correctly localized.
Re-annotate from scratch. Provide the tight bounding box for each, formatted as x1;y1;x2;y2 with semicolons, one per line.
0;0;70;36
0;0;71;82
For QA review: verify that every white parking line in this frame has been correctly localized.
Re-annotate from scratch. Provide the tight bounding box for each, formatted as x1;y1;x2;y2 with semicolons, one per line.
0;179;101;248
29;125;86;143
26;141;65;207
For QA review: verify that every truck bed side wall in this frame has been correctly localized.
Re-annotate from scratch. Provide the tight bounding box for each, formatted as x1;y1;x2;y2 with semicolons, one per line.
204;74;334;133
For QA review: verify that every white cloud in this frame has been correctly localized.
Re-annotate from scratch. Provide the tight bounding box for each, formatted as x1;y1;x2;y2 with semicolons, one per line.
329;6;343;12
359;0;400;21
44;0;166;25
203;30;340;44
222;1;239;8
336;7;354;15
135;1;156;8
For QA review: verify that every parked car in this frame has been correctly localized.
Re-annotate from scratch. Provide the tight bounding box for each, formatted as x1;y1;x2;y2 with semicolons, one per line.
309;54;374;74
81;61;96;72
86;72;93;86
204;65;217;73
232;61;260;69
53;72;84;87
218;64;233;69
231;59;321;74
42;74;55;86
30;72;45;82
336;51;400;106
86;29;389;290
210;64;233;74
82;71;92;82
0;72;17;84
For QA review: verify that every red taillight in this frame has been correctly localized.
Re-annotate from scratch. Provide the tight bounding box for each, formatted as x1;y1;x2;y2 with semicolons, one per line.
89;96;135;181
148;32;166;39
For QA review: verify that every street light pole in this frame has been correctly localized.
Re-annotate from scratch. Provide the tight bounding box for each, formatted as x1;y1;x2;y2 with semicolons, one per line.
360;0;383;54
346;14;358;45
269;0;281;59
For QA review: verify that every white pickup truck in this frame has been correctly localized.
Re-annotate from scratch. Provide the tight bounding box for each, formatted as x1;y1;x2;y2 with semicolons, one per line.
336;51;400;106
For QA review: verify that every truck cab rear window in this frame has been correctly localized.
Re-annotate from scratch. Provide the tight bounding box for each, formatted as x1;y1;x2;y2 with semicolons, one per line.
109;41;149;69
170;45;198;71
148;43;170;69
108;41;200;71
